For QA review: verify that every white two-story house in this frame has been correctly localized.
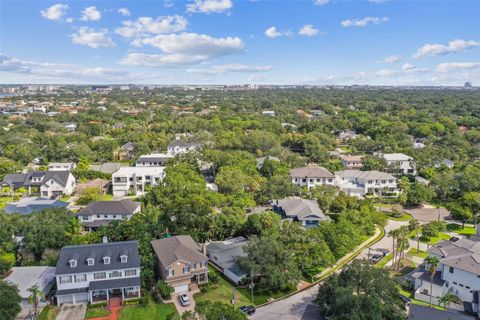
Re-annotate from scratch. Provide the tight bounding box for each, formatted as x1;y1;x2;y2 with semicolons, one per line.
381;153;417;175
2;171;76;198
111;167;164;196
414;237;480;315
55;240;141;305
76;199;141;231
167;139;200;156
335;170;398;198
135;153;174;167
290;164;336;189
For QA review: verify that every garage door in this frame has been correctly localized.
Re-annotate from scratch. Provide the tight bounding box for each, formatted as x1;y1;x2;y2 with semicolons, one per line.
174;284;189;293
73;293;88;304
57;293;88;305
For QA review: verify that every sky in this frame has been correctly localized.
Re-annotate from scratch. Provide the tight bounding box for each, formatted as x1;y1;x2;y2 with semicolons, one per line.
0;0;479;85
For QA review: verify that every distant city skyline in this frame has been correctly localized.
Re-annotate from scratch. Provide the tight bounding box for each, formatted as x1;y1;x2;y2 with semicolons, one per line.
1;0;479;85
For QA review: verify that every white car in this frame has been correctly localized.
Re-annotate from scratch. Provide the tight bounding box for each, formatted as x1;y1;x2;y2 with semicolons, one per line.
179;293;190;307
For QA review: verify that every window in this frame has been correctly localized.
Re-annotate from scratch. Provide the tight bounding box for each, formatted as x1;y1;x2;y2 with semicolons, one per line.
201;261;207;268
104;215;108;219
183;266;190;273
94;272;106;280
191;263;196;270
75;274;86;282
69;260;77;268
121;255;128;263
87;258;94;266
302;178;306;183
82;216;88;221
166;268;174;277
59;275;72;284
125;269;137;276
109;271;122;278
449;267;454;273
97;214;100;218
103;257;110;265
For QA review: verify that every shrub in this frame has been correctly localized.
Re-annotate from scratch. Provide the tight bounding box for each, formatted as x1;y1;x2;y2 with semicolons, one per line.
156;280;174;299
140;294;149;306
88;301;107;309
199;282;215;293
123;298;141;306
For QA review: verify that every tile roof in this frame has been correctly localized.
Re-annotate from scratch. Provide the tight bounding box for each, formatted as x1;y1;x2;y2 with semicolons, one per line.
335;169;396;181
290;164;334;178
151;235;207;268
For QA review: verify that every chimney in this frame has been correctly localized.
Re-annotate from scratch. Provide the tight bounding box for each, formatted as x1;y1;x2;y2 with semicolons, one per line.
103;236;108;243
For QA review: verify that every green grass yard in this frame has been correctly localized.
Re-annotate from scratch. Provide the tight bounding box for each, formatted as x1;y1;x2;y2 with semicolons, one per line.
37;306;57;320
419;232;450;245
374;254;393;269
383;212;411;221
446;223;476;237
85;308;110;318
407;248;428;258
119;301;176;320
195;270;251;307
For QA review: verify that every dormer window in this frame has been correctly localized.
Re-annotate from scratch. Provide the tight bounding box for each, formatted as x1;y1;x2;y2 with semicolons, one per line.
87;258;94;266
69;260;77;268
121;255;128;263
103;257;110;265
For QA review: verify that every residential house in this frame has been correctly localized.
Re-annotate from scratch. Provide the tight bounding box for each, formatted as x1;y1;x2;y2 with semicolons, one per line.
167;139;200;156
135;153;174;167
48;162;76;171
55;240;141;305
435;159;455;169
5;266;55;317
117;142;135;161
290;164;335;189
151;236;208;293
4;197;68;215
273;196;329;227
1;171;76;197
413;238;480;315
381;153;417;175
89;163;127;175
76;199;141;231
337;130;359;143
335;170;398;198
111;167;164;196
206;237;248;284
408;304;475;320
261;110;275;117
62;122;77;132
340;155;364;169
256;156;280;169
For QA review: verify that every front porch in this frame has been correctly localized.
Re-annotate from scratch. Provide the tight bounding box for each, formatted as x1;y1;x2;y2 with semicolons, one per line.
89;286;141;304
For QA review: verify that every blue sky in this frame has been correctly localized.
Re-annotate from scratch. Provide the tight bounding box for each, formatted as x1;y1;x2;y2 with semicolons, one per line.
1;0;479;85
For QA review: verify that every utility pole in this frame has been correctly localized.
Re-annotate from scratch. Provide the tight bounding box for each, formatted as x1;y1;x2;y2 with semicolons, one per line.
250;269;254;305
231;287;235;306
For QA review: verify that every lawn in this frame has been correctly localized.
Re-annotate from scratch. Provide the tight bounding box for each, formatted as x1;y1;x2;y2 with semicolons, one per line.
195;269;251;307
119;301;176;320
38;306;57;320
383;212;411;221
237;286;295;306
397;285;445;311
446;223;476;237
374;254;393;269
389;259;416;277
407;248;428;258
419;232;450;245
85;308;110;318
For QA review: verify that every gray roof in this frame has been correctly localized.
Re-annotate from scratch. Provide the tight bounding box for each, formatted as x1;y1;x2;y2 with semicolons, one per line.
335;169;396;181
56;287;88;296
206;237;248;278
274;197;328;221
89;277;141;291
4;197;68;215
77;199;140;216
290;165;334;178
2;171;72;188
136;155;172;164
121;142;135;151
428;238;480;275
151;235;207;268
4;266;55;299
89;163;126;175
408;304;475;320
55;240;140;275
256;156;280;169
168;139;198;149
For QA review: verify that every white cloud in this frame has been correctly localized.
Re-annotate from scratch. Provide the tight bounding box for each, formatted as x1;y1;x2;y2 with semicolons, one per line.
66;17;74;23
299;25;322;37
120;32;244;67
437;62;480;73
81;6;102;21
382;55;400;64
265;26;283;38
40;4;69;21
376;69;395;77
401;63;415;70
314;0;330;6
118;8;131;16
186;0;233;13
413;39;480;59
71;27;116;48
187;64;272;75
115;15;188;38
341;16;389;27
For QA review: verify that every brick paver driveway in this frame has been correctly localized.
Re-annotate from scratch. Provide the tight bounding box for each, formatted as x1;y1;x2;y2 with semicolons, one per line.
172;292;196;315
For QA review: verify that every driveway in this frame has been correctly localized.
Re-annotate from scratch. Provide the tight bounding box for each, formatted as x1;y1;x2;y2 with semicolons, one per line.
56;304;86;320
172;291;196;315
404;207;450;223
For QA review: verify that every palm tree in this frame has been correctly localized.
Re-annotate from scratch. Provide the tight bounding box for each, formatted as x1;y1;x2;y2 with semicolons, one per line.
439;292;460;310
425;256;440;307
408;218;421;253
28;284;45;316
388;228;399;267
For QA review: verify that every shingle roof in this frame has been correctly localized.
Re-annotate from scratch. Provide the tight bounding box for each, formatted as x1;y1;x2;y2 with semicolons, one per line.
429;238;480;275
3;171;72;188
151;235;207;268
383;153;413;161
121;142;135;151
4;197;68;215
408;304;475;320
335;170;396;181
290;164;334;178
89;277;140;291
206;237;248;278
274;197;328;221
77;199;140;216
55;241;140;275
168;139;198;149
89;163;126;174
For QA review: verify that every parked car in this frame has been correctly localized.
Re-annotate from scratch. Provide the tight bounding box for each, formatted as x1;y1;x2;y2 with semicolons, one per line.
370;254;383;263
449;236;460;242
400;295;411;304
179;293;190;307
239;305;256;315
